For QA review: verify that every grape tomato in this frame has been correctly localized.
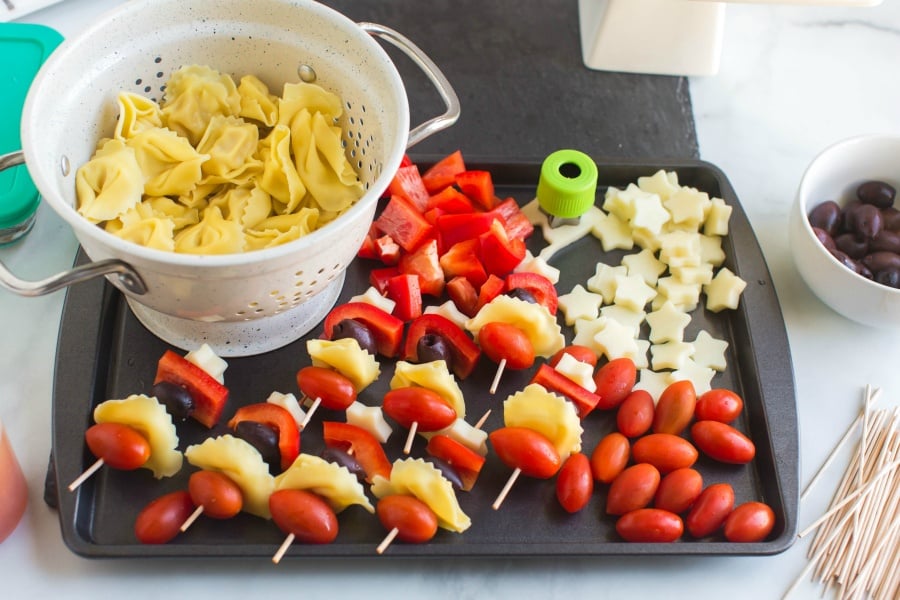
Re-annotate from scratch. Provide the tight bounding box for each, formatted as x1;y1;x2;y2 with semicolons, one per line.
85;422;151;470
723;501;775;543
489;427;561;479
695;389;744;423
296;366;357;411
631;433;698;473
686;483;735;538
654;468;703;514
134;490;195;544
590;432;630;484
593;357;637;410
555;453;593;513
383;387;457;432
616;508;683;543
377;495;439;543
269;489;338;545
616;390;655;438
477;322;535;370
606;463;660;515
690;421;756;465
652;379;696;435
188;470;243;519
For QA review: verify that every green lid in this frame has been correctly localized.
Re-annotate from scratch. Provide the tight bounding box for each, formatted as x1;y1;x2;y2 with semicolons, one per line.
0;23;63;231
536;149;598;219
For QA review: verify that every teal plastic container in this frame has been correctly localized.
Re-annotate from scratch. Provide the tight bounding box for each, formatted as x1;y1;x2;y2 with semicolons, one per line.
0;23;63;244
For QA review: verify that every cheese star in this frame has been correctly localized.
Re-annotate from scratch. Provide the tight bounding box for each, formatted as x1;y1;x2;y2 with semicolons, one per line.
690;329;729;371
646;300;692;343
591;317;641;362
671;360;716;395
634;369;673;404
703;267;747;312
558;284;604;326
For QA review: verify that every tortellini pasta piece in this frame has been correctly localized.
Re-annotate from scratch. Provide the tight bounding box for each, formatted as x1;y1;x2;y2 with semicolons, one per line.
161;65;241;145
257;124;307;212
238;75;278;127
274;453;374;514
114;92;163;140
196;115;259;178
174;206;245;254
75;138;144;223
126;127;209;197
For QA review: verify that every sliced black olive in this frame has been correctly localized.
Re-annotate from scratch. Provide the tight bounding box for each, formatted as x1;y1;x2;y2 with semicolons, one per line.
233;420;280;474
320;446;365;481
150;381;195;421
506;287;538;304
416;333;454;370
424;456;463;490
332;318;378;355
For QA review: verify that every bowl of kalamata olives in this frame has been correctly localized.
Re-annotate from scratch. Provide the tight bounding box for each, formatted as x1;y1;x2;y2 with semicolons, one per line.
789;134;900;328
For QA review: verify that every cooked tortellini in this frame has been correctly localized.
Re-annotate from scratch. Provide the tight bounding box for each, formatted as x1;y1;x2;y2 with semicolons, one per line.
75;65;365;254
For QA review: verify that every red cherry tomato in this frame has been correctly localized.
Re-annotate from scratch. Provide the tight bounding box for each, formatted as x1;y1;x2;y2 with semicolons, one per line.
85;422;151;470
549;345;598;368
690;421;756;464
134;490;195;544
590;432;630;484
606;463;661;515
376;495;439;543
616;389;655;438
686;483;735;538
269;489;339;544
593;357;637;410
188;470;244;519
724;501;776;543
654;468;703;514
489;426;561;479
382;387;457;432
556;453;594;513
616;508;683;543
477;322;535;370
652;379;697;435
631;433;698;473
695;388;744;424
296;366;358;410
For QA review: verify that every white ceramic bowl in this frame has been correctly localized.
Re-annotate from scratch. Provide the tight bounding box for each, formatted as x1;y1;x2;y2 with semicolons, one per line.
789;134;900;328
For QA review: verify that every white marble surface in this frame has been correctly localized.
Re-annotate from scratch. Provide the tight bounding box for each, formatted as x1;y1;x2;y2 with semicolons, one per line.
3;1;900;598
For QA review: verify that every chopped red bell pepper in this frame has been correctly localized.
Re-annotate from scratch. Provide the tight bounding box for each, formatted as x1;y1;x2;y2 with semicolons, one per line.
446;276;479;317
154;350;229;429
323;301;405;357
357;225;379;260
388;164;430;212
505;271;559;315
227;403;301;472
374;234;401;265
403;313;482;379
373;196;434;252
386;273;422;322
489;197;535;241
439;238;488;289
478;220;526;277
322;421;392;484
425;434;485;491
456;170;498;210
530;363;601;419
399;154;414;168
398;238;444;297
427;186;474;214
474;273;506;314
421;150;466;194
435;212;495;250
369;266;400;295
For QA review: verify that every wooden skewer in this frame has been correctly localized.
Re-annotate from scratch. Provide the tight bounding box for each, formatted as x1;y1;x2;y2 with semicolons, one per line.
474;409;491;430
68;458;105;491
492;467;521;510
376;527;399;555
801;413;861;502
402;422;419;455
299;397;322;430
272;533;295;564
489;359;507;395
180;506;205;532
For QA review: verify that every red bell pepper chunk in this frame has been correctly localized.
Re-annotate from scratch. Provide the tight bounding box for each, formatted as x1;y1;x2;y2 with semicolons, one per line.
227;403;301;472
386;273;422;322
446;276;479;317
154;350;229;429
323;301;405;357
398;238;444;297
322;421;392;484
456;170;498;210
530;363;602;419
388;165;430;212
478;220;526;277
402;313;482;379
427;186;474;214
369;266;400;295
421;150;466;195
439;239;488;289
435;212;495;250
374;196;434;252
489;197;535;241
399;154;414;168
505;271;559;315
357;226;379;260
474;273;506;313
374;234;400;265
425;434;486;491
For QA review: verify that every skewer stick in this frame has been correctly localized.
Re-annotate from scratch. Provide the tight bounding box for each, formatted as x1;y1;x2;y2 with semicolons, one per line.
68;458;105;491
801;413;861;502
272;533;295;564
180;506;205;532
376;527;399;555
299;397;322;430
403;422;419;455
492;467;521;510
474;409;491;430
489;359;507;395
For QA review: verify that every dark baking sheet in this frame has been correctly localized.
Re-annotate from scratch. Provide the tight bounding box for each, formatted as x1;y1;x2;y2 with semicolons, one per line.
51;158;798;558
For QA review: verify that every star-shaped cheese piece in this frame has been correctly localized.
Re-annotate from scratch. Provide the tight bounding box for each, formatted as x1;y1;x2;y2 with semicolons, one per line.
665;186;711;231
613;273;657;312
622;248;667;286
602;184;638;222
670;263;713;285
658;229;701;269
704;267;747;312
637;169;680;201
554;352;597;392
699;234;726;267
600;304;646;337
634;369;673;403
514;250;561;284
691;329;729;371
591;317;641;362
671;361;716;395
587;263;627;302
590;210;634;252
704;197;733;236
350;285;396;315
558;284;604;326
646;300;692;343
633;339;651;369
656;276;701;311
346;401;392;443
630;190;670;235
650;341;693;371
424;300;469;329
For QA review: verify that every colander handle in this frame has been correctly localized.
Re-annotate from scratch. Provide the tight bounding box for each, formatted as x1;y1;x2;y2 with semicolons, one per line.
0;150;148;298
359;23;461;148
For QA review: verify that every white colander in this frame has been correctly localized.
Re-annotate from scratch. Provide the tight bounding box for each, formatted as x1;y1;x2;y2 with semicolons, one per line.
5;0;459;356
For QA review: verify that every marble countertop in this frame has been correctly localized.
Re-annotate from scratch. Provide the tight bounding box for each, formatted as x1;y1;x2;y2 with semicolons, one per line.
3;1;900;598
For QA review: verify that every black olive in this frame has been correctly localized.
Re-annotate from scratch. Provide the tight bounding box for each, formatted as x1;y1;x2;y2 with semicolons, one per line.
424;456;464;490
875;267;900;288
320;446;365;481
233;420;281;473
416;333;454;369
150;381;195;421
506;287;538;304
808;200;842;236
857;180;896;209
332;318;378;355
